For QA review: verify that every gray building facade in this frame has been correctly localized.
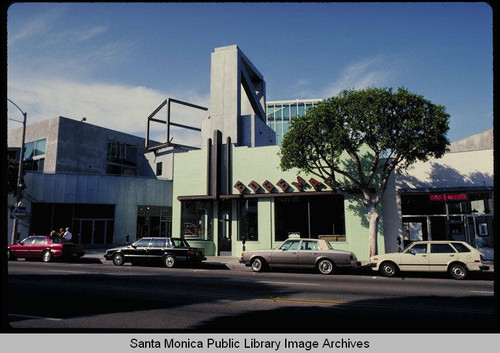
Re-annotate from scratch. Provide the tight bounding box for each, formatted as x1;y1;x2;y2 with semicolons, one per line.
7;116;182;245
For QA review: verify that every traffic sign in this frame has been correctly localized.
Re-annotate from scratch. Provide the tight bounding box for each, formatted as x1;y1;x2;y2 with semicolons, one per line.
10;206;27;219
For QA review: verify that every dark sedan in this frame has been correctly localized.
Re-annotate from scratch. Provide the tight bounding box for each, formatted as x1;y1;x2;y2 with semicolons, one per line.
8;235;85;262
239;238;359;275
104;237;206;268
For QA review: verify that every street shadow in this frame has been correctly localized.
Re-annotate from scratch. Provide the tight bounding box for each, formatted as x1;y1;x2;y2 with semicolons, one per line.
5;271;284;332
6;269;497;333
188;295;497;333
10;257;103;265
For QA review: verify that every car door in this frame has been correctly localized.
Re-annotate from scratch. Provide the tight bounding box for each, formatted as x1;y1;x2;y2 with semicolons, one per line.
30;236;48;258
125;238;151;260
428;243;458;272
297;240;320;268
14;237;37;257
271;239;300;268
399;243;429;272
147;238;167;262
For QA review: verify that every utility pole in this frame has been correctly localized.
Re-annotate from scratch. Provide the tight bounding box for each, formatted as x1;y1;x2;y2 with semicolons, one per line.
8;98;27;244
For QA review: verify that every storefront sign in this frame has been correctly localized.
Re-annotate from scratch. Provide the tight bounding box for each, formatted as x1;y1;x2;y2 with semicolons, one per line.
429;193;468;201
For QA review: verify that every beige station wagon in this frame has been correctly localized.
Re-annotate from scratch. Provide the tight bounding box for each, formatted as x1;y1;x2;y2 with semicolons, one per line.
239;238;360;275
369;241;489;280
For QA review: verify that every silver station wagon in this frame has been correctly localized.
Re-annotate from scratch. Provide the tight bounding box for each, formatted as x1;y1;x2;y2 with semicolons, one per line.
239;238;360;275
369;240;489;280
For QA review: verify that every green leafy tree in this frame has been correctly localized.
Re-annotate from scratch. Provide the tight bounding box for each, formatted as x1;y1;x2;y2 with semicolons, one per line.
280;87;450;257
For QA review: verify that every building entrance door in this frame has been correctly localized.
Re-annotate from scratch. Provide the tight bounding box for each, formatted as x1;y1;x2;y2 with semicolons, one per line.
218;200;232;255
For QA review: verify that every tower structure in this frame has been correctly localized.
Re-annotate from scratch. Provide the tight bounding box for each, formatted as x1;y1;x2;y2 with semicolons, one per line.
201;45;275;147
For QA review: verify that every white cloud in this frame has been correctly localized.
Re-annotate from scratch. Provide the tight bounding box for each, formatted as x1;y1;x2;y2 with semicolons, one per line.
74;26;108;42
7;76;209;147
323;54;396;97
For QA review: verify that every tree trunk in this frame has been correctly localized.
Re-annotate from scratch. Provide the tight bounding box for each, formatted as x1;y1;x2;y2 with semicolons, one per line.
367;204;379;258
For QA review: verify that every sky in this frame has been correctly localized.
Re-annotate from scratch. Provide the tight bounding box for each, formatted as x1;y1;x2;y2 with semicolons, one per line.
7;2;493;147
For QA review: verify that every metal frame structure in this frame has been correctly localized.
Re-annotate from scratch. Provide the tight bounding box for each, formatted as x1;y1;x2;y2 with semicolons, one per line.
145;98;207;151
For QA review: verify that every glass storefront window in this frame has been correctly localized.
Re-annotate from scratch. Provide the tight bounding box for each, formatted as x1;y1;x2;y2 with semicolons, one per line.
275;195;345;242
181;200;213;240
137;206;172;238
447;202;464;215
401;194;446;215
401;191;494;248
30;203;115;245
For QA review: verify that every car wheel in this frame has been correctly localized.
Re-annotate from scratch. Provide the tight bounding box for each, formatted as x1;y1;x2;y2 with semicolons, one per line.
164;254;176;268
317;259;334;275
112;253;125;266
251;257;266;272
449;263;467;280
380;261;397;277
42;250;52;263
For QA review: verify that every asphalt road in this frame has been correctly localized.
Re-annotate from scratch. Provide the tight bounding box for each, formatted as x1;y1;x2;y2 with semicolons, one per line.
5;258;497;333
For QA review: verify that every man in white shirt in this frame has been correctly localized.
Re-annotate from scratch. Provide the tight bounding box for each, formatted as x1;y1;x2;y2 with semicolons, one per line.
63;227;73;242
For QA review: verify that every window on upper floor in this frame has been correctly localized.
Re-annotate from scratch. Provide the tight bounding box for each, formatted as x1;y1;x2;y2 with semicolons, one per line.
106;140;137;175
156;162;163;176
24;138;46;172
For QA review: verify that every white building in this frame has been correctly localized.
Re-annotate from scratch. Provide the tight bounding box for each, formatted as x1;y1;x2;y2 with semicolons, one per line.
382;128;494;259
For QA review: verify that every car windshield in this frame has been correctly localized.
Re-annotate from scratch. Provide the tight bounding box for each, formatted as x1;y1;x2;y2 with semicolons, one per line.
133;238;151;247
171;239;190;247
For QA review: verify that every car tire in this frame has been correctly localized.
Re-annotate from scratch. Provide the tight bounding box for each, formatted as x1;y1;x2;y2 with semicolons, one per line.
380;261;397;277
112;253;125;266
251;257;266;272
42;250;52;263
449;263;467;280
317;259;334;275
164;254;176;268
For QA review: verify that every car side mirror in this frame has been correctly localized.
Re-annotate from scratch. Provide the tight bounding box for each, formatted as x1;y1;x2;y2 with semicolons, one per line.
131;244;137;248
409;249;416;255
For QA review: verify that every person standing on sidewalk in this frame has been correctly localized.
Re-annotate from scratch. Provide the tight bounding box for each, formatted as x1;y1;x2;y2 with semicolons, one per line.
63;227;73;243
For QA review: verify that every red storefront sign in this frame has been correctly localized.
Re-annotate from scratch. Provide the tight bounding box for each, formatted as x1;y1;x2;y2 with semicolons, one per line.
429;193;468;201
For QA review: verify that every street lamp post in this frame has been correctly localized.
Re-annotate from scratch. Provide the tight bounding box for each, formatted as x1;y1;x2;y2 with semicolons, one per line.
7;98;27;245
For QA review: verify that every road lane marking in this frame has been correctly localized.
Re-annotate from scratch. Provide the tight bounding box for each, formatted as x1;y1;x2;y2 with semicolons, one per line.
9;314;62;321
259;297;347;305
256;297;493;315
222;278;319;286
257;281;320;286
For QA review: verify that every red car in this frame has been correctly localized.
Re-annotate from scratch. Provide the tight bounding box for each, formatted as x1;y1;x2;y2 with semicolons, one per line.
8;235;85;262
